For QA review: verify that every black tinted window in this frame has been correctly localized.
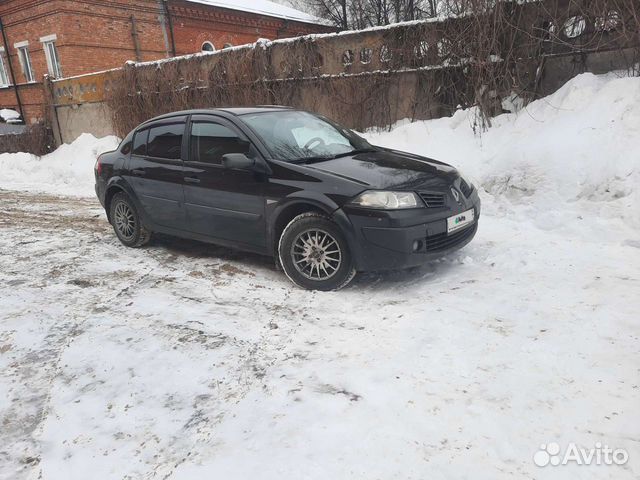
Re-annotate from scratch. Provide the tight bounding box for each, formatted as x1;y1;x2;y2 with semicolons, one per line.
190;122;250;164
132;130;148;156
147;124;184;160
120;140;132;155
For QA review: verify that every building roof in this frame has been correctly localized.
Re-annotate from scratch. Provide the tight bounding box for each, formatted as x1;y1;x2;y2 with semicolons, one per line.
185;0;323;25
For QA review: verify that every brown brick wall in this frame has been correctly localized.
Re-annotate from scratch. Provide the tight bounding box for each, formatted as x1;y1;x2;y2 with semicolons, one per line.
0;0;332;124
169;1;330;54
0;84;43;123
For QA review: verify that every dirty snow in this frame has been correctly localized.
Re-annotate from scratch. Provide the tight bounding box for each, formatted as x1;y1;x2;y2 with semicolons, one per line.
1;72;639;480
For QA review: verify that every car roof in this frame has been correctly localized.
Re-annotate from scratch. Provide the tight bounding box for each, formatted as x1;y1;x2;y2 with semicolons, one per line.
140;106;295;127
220;106;294;115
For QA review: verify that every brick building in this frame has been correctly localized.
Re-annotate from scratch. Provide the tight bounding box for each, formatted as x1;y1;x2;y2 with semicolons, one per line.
0;0;331;124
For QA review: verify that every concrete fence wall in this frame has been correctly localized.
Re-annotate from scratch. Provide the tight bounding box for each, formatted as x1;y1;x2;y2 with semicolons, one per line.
46;1;639;144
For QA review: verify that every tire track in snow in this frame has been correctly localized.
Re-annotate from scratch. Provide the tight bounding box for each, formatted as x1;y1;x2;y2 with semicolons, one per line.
0;190;318;480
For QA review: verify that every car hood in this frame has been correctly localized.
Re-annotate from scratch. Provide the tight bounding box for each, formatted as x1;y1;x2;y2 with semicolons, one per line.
305;149;459;190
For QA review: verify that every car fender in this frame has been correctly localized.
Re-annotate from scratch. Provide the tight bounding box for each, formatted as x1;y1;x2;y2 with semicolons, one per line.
267;192;339;251
104;176;150;226
329;207;365;270
267;192;361;263
280;194;362;268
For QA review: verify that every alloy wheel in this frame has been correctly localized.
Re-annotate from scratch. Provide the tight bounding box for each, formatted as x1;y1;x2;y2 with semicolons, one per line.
114;201;136;240
291;228;342;280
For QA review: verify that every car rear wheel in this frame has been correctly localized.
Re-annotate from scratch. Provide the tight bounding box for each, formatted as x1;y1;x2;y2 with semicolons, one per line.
278;213;356;291
109;192;151;248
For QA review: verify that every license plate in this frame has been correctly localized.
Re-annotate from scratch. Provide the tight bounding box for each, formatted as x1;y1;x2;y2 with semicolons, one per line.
447;209;475;233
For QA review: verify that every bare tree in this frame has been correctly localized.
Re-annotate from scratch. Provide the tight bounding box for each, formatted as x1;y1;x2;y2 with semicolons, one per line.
291;0;435;29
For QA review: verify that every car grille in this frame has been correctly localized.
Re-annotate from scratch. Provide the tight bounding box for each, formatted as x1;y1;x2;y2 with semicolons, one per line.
419;192;446;208
459;179;473;198
426;223;477;252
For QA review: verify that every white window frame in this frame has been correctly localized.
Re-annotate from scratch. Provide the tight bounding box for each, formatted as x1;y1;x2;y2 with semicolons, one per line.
0;47;10;87
201;41;216;52
40;35;62;79
14;41;35;83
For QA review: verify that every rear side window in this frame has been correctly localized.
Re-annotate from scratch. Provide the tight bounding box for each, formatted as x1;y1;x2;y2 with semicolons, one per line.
132;130;148;156
148;123;184;160
120;140;132;155
190;122;250;165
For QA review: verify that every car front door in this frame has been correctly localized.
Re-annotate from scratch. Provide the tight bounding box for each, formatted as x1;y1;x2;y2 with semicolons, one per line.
182;115;266;249
127;118;187;230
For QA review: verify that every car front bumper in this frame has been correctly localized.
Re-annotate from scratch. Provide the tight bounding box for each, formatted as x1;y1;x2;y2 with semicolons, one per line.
335;190;481;272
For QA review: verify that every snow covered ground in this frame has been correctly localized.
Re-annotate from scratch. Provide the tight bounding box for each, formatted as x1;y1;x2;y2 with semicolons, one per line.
0;72;639;480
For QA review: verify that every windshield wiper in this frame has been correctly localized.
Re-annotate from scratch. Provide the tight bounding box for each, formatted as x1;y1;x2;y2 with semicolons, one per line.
290;148;378;164
329;148;377;160
289;156;332;164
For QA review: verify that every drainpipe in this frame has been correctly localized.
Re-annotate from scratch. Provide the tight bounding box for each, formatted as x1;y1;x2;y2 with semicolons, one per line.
130;15;142;61
0;17;25;123
163;0;177;57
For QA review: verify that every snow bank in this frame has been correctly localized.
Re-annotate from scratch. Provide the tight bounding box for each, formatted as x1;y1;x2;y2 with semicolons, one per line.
0;133;119;197
0;72;637;219
364;72;640;225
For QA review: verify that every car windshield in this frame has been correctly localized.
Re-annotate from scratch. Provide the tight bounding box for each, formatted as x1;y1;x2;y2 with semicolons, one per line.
241;110;374;163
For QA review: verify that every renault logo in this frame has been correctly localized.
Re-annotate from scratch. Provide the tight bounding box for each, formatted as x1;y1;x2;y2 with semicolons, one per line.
451;187;461;204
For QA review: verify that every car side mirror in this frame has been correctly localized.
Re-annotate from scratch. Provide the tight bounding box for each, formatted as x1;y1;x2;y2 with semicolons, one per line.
222;153;270;175
222;153;255;171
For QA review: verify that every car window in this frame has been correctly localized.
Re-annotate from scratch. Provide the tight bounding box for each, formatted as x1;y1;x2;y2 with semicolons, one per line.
120;140;132;155
242;110;371;162
190;122;250;165
290;125;351;150
147;123;184;160
132;129;148;156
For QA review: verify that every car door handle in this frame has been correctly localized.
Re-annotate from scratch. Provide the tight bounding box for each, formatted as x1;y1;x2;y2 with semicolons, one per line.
184;177;201;184
131;169;145;176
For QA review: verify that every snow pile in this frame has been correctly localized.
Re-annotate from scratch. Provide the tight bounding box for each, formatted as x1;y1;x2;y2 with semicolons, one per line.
0;72;638;215
0;133;119;197
364;72;640;225
0;108;20;123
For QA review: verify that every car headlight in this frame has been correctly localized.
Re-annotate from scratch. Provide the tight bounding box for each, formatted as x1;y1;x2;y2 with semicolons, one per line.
350;191;421;209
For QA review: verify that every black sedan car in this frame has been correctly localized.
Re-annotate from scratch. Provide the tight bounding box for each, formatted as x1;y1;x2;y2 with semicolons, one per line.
95;107;480;290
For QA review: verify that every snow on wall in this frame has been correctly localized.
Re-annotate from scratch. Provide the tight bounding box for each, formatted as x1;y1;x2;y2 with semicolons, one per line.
0;109;20;122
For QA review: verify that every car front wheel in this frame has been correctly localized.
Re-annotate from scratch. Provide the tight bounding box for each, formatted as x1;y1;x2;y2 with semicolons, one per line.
109;192;151;248
278;212;356;291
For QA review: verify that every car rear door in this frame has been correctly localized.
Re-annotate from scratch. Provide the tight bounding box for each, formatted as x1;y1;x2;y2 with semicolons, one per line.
127;117;187;230
182;115;266;248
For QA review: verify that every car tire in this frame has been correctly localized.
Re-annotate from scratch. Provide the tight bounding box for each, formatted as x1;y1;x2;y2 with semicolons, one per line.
109;192;151;248
278;212;356;291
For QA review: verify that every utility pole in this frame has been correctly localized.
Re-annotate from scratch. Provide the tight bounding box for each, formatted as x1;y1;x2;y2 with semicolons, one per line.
0;17;25;123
